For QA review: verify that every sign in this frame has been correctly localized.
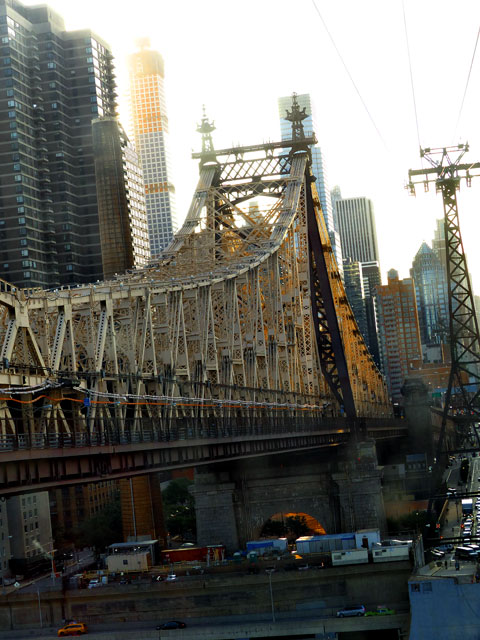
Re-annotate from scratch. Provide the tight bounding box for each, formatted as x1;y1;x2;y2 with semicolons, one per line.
83;397;91;407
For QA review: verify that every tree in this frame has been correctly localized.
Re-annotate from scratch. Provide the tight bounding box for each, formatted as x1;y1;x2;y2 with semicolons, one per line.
261;519;286;537
75;499;122;554
162;478;196;540
285;515;310;539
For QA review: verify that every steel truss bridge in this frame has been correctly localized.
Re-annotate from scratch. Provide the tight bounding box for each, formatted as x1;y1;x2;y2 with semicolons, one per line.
0;100;405;492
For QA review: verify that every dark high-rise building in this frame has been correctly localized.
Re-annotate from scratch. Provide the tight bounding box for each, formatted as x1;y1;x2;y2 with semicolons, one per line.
92;117;150;279
0;0;117;288
343;258;368;340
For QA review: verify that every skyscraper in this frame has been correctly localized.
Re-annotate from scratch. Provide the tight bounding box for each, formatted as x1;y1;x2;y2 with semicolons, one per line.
335;196;379;264
343;258;368;340
410;242;448;349
376;269;423;400
128;39;177;257
92;117;150;279
0;0;118;288
278;94;343;273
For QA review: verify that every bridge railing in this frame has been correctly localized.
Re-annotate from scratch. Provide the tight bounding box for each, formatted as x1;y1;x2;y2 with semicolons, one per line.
0;414;404;452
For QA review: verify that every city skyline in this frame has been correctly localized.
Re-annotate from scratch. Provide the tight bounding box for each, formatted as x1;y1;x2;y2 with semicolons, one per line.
16;0;480;289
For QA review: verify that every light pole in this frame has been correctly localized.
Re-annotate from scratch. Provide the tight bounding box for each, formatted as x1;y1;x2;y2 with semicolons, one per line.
37;589;42;628
267;570;276;623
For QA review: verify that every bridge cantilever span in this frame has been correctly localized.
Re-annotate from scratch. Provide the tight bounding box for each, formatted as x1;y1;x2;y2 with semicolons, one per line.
0;100;395;486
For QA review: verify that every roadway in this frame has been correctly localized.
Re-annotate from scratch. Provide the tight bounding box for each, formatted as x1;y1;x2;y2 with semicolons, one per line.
0;611;410;639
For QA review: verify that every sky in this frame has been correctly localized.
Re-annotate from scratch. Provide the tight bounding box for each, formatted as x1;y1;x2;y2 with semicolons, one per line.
22;0;480;288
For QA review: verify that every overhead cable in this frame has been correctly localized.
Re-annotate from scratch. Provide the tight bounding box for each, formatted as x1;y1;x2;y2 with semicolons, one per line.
402;0;422;156
451;24;480;144
310;0;387;150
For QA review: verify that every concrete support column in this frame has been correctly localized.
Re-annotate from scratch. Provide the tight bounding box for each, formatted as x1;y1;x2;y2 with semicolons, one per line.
333;440;386;534
191;471;239;551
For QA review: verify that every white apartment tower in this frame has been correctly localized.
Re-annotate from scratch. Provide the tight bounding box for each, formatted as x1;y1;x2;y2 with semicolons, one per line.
128;39;177;257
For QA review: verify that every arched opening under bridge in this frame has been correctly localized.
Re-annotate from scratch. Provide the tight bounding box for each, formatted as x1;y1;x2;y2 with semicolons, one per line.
259;511;326;542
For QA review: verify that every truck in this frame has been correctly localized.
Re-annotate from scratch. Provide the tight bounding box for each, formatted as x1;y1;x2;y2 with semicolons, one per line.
295;533;355;554
246;538;288;555
372;545;409;562
462;498;473;515
331;548;369;566
161;545;225;564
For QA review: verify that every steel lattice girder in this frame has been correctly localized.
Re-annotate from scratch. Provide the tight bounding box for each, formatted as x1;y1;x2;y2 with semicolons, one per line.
0;142;391;440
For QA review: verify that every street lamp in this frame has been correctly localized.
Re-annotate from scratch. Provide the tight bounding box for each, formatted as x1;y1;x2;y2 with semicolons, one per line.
266;570;276;623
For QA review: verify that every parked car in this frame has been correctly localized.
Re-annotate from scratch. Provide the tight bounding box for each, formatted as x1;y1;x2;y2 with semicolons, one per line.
165;574;177;582
87;579;101;589
365;606;396;616
156;621;187;630
336;604;365;617
57;622;88;636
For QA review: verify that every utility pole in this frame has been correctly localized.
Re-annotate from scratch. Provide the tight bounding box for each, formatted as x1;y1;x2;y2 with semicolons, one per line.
408;144;480;519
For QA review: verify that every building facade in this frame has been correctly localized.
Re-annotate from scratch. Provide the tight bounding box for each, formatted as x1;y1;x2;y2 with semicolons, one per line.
128;39;177;257
343;258;368;340
0;0;118;288
50;480;119;537
6;491;52;576
335;195;379;264
278;94;343;273
0;499;11;584
376;269;423;400
92;117;150;279
410;242;448;349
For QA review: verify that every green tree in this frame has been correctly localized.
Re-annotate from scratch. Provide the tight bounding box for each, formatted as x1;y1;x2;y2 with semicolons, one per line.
285;515;310;538
260;518;286;537
162;478;196;540
75;498;122;554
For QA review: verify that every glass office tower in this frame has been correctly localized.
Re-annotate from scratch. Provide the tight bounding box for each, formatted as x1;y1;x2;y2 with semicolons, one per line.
0;0;117;288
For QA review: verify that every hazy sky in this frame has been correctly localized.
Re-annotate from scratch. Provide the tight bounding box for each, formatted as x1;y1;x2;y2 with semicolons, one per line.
23;0;480;287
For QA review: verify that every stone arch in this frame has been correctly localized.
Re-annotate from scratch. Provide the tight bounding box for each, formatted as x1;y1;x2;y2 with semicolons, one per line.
259;511;327;539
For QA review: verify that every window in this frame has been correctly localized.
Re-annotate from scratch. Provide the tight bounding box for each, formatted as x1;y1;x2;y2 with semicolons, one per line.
23;271;30;278
51;102;58;109
66;264;73;271
47;62;56;69
18;216;25;224
20;249;28;257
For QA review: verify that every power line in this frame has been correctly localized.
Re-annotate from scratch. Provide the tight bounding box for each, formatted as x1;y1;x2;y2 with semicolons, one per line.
310;0;387;150
402;0;422;156
451;24;480;144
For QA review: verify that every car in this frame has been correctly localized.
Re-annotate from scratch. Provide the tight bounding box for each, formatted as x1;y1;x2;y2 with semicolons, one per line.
87;579;101;589
156;621;187;630
336;604;365;617
165;574;177;582
431;549;445;558
264;567;276;574
365;606;396;616
57;622;88;636
436;544;454;552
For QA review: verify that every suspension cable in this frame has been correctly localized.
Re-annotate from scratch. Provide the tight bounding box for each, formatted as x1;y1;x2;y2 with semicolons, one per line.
451;24;480;144
402;0;422;158
310;0;387;150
